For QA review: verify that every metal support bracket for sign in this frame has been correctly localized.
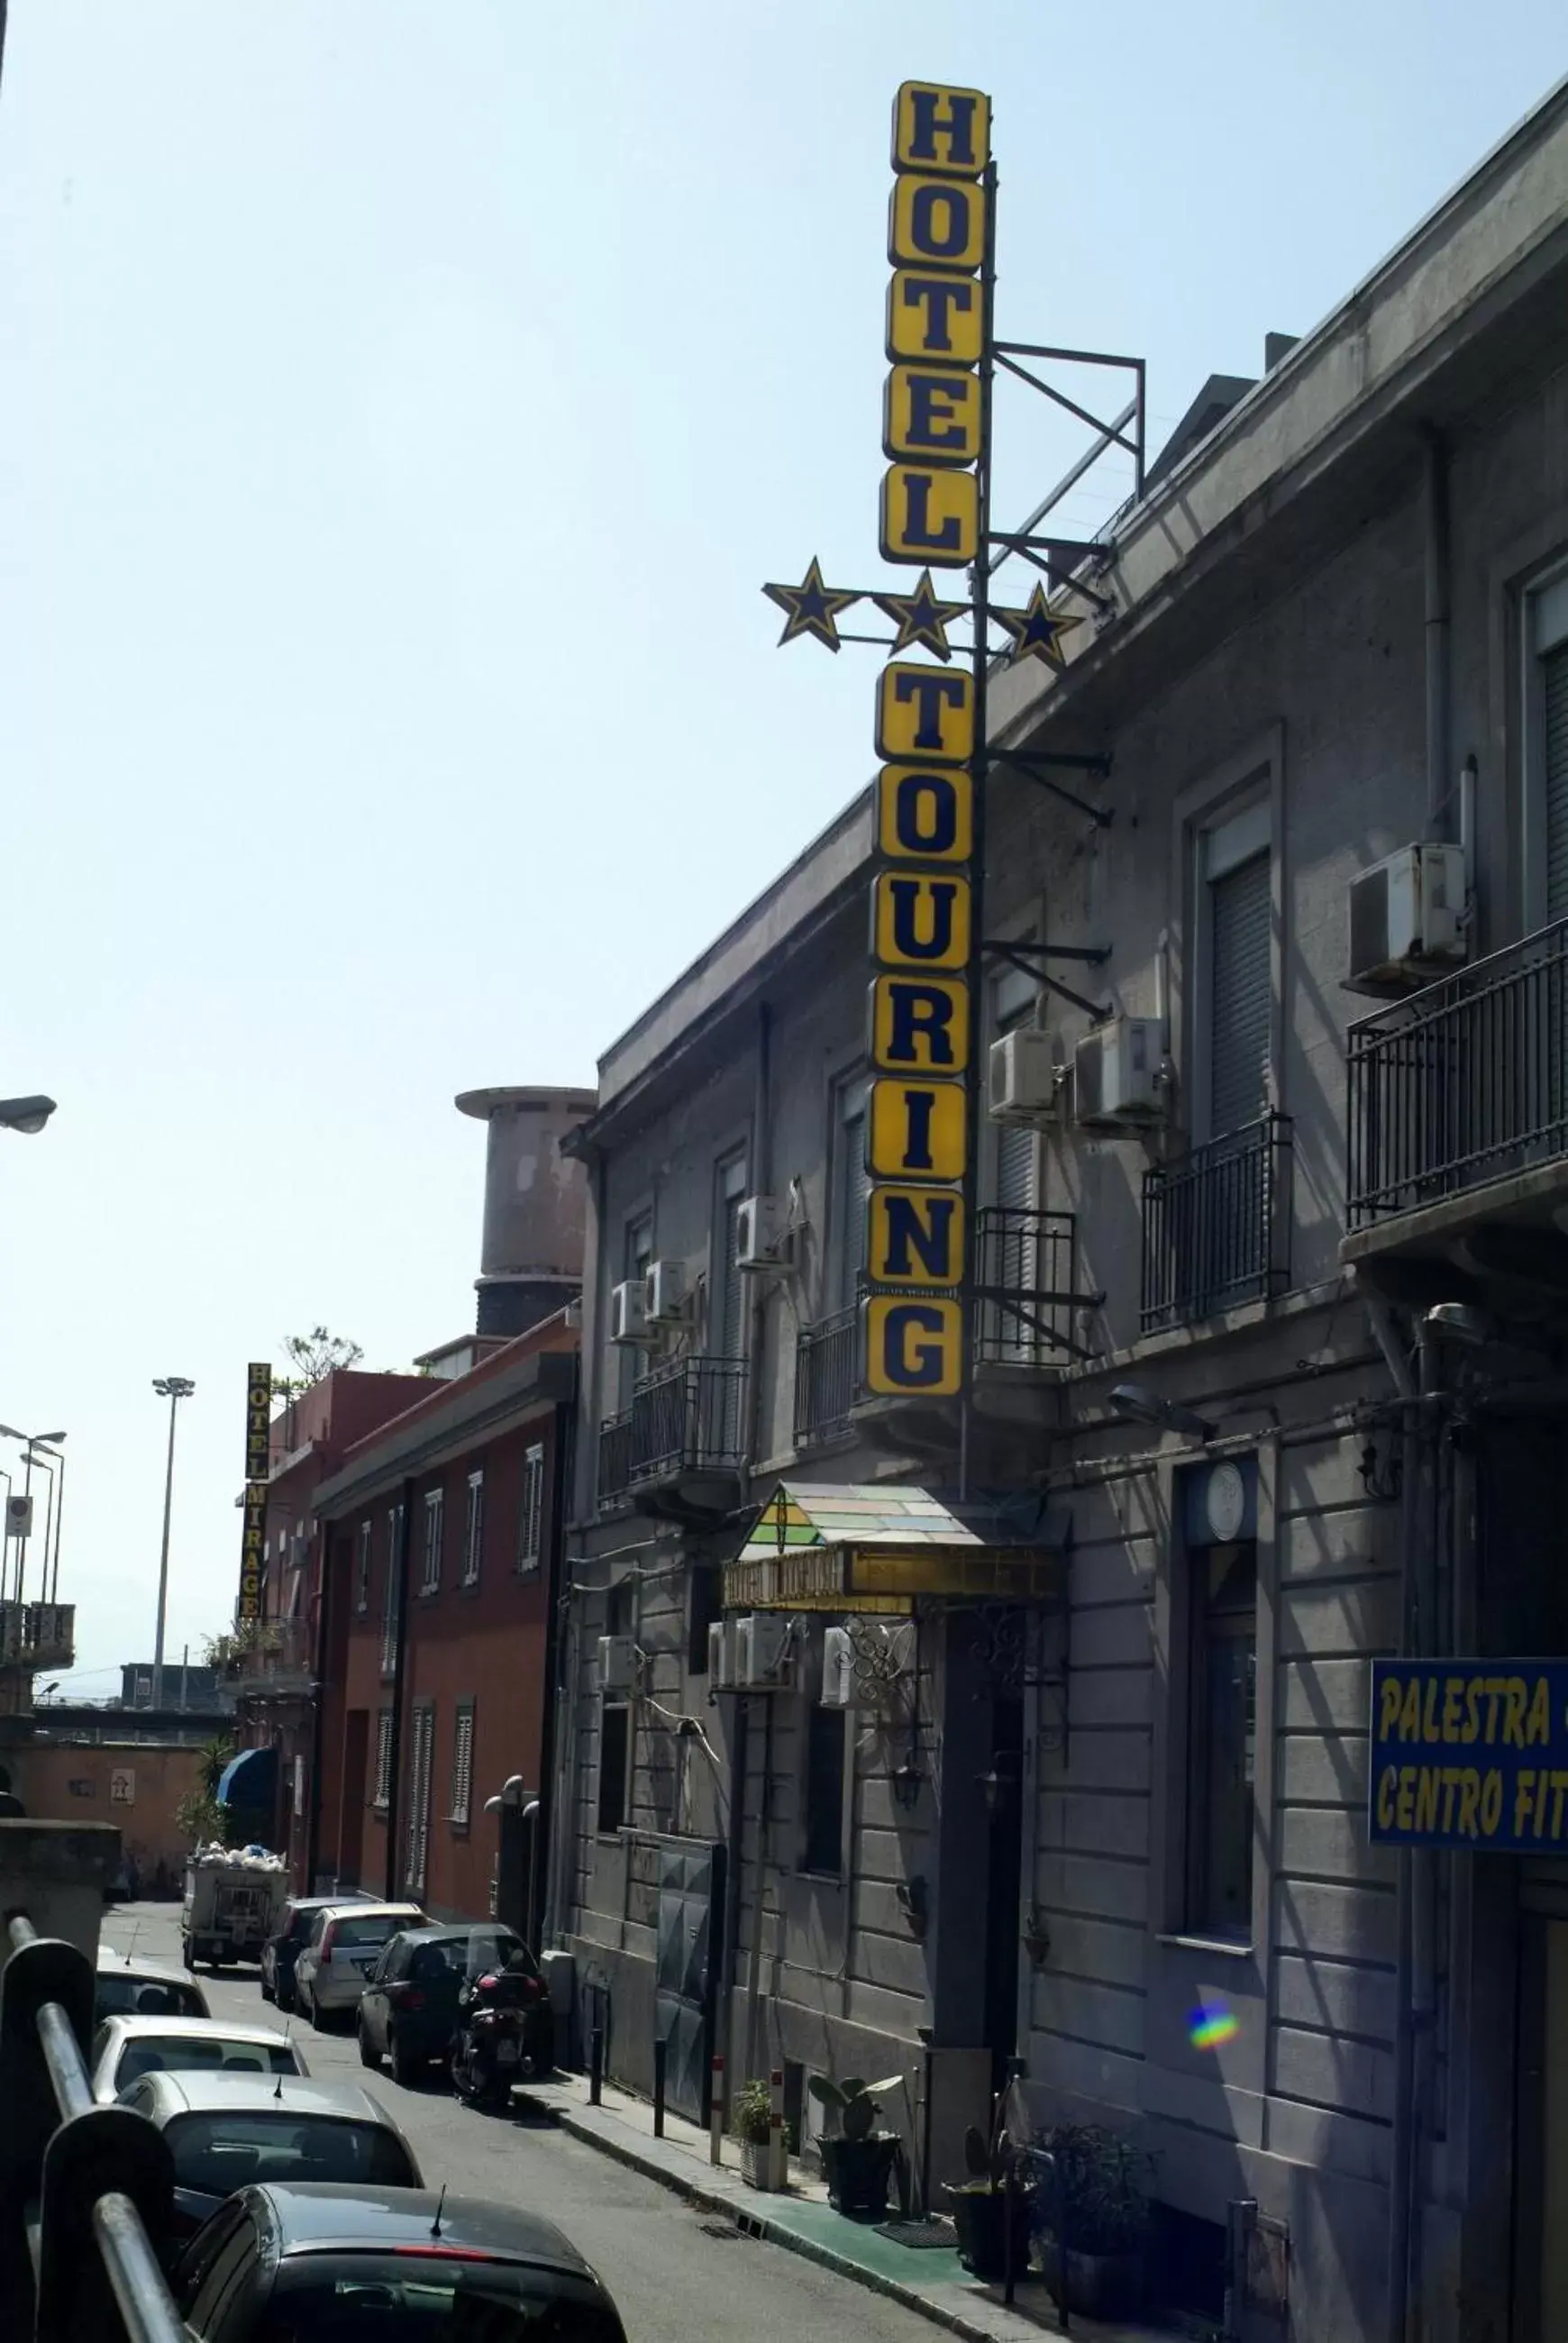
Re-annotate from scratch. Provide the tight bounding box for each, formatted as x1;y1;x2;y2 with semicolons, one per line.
991;341;1146;484
980;936;1110;967
983;541;1116;616
989;745;1113;827
971;1286;1103;1363
985;939;1109;1023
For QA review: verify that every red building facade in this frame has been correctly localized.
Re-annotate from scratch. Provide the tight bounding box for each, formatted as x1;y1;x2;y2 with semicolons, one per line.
310;1319;577;1931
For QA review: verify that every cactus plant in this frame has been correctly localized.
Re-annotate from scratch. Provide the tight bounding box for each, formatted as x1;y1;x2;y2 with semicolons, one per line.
808;2073;878;2142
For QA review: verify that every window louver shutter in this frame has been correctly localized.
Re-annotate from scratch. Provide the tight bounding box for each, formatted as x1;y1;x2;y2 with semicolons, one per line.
719;1191;746;1361
996;1118;1036;1214
842;1110;870;1303
1545;643;1568;923
1208;852;1272;1140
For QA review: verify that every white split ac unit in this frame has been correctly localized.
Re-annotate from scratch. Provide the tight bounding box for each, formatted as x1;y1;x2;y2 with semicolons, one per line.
734;1612;790;1689
597;1634;635;1695
643;1258;688;1325
608;1280;650;1345
707;1618;737;1691
736;1194;793;1273
820;1626;854;1709
988;1026;1059;1122
1348;843;1467;989
1073;1017;1163;1128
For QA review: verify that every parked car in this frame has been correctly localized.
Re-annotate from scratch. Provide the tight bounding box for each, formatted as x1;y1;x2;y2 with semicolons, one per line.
95;1944;211;2021
91;2013;308;2105
260;1895;351;2013
118;2073;422;2249
292;1901;424;2029
174;2183;628;2341
358;1923;554;2088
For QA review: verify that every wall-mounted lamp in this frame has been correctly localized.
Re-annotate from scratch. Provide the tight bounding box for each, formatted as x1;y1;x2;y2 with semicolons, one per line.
891;1760;925;1811
1108;1382;1216;1441
978;1749;1022;1813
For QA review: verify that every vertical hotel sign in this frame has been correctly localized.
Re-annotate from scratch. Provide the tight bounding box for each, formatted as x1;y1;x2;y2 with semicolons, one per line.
238;1359;270;1623
866;84;990;1399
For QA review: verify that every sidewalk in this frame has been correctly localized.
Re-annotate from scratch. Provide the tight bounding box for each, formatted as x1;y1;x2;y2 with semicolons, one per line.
511;2070;1166;2343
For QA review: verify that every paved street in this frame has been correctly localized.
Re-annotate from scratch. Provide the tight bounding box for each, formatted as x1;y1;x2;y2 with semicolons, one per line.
101;1902;939;2343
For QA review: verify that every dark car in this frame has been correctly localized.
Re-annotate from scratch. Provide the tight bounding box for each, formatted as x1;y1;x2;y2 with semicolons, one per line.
260;1894;367;2013
358;1924;553;2088
175;2182;628;2341
115;2069;421;2247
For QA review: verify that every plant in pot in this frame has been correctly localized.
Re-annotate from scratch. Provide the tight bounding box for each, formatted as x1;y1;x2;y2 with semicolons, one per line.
1029;2121;1149;2320
807;2074;901;2220
944;2119;1031;2283
732;2080;776;2189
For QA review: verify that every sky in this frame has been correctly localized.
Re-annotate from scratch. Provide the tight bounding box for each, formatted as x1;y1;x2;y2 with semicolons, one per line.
0;2;1563;1697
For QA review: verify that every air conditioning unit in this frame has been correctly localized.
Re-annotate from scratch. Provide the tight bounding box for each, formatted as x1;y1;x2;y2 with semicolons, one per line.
1348;843;1467;989
734;1612;790;1689
989;1026;1058;1122
820;1626;854;1709
608;1280;650;1345
736;1194;794;1273
707;1618;737;1691
1074;1017;1163;1129
643;1258;688;1324
597;1634;635;1695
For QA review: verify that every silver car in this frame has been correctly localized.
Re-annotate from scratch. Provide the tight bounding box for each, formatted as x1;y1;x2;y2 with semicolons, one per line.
115;2068;421;2249
95;1944;211;2021
291;1901;424;2028
91;2013;308;2105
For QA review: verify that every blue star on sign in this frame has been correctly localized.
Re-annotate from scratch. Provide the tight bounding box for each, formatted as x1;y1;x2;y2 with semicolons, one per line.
990;583;1083;669
871;569;968;662
762;558;861;652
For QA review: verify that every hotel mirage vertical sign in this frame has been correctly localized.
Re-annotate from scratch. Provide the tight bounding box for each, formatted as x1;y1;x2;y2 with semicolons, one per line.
865;85;990;1399
238;1360;270;1624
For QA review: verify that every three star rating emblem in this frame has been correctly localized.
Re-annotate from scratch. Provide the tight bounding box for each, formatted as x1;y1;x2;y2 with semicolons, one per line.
761;558;861;652
989;583;1082;669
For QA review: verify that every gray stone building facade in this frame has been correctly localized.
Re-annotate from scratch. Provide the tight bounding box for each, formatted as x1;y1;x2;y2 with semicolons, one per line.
549;83;1568;2343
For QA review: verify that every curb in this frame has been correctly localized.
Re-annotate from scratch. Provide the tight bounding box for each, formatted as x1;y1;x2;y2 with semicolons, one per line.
515;2090;1016;2343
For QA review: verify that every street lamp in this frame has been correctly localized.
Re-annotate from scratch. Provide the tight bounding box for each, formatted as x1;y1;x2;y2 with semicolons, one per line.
150;1378;196;1710
0;1427;68;1604
0;1096;56;1135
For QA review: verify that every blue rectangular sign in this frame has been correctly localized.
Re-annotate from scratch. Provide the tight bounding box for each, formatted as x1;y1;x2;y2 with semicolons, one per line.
1369;1659;1568;1850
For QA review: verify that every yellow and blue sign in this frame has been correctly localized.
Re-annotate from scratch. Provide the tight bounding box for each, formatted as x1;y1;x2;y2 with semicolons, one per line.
863;82;991;1402
1369;1659;1568;1850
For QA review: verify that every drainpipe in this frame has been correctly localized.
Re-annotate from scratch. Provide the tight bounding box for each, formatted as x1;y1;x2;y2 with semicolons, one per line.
718;1692;750;2083
1424;431;1450;841
305;1527;328;1892
531;1389;575;1947
743;1001;773;1483
382;1477;415;1901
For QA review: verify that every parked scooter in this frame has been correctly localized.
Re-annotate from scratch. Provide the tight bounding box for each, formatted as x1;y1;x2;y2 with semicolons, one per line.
449;1956;544;2109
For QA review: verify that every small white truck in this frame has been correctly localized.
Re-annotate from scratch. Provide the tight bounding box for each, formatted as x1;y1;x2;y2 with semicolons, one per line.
180;1846;287;1972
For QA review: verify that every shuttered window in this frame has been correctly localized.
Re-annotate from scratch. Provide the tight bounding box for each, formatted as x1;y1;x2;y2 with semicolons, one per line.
516;1443;545;1573
1208;847;1272;1141
372;1709;393;1809
379;1506;403;1679
460;1472;484;1588
833;1078;870;1310
405;1704;434;1893
449;1703;475;1826
1545;643;1568;923
715;1154;749;1361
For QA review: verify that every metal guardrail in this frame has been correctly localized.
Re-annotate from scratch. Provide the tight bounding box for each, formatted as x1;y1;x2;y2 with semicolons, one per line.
972;1206;1085;1364
235;1616;314;1686
0;1911;180;2343
794;1306;860;1446
598;1357;749;1509
1142;1112;1292;1332
1347;916;1568;1224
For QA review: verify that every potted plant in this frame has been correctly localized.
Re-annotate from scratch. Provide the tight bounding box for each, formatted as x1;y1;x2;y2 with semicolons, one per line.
808;2074;901;2220
944;2120;1031;2283
1030;2121;1148;2320
732;2080;776;2189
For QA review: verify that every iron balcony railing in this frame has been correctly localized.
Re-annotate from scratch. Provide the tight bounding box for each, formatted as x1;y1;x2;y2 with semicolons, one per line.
1347;916;1568;1226
794;1305;861;1446
598;1356;750;1509
972;1206;1086;1365
237;1616;315;1689
0;1601;75;1671
1142;1113;1292;1332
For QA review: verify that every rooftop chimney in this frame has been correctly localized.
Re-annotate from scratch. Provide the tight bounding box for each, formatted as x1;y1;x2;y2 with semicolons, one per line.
454;1085;597;1337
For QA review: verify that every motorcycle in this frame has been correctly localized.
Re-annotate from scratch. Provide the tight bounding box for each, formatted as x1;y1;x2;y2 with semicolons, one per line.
449;1964;543;2109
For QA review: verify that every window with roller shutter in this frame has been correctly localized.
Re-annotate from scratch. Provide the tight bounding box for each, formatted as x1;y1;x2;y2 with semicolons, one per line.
1208;850;1272;1140
712;1153;748;1456
832;1077;869;1312
1543;633;1568;924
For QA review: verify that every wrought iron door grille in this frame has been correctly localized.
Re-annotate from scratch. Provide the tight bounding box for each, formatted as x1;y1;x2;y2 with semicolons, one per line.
1142;1114;1291;1331
1347;918;1568;1224
794;1305;861;1446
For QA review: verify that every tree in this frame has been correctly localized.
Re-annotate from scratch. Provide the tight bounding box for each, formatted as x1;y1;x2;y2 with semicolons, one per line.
272;1325;363;1399
175;1732;236;1848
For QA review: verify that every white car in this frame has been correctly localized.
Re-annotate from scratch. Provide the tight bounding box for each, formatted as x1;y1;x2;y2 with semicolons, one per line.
96;1943;211;2021
90;2013;309;2106
292;1901;424;2029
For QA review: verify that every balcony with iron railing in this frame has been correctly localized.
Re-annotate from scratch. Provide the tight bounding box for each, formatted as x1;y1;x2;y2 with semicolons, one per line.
234;1615;315;1695
0;1600;74;1673
795;1304;860;1448
1142;1113;1293;1333
972;1205;1089;1367
598;1355;750;1513
1346;918;1568;1260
